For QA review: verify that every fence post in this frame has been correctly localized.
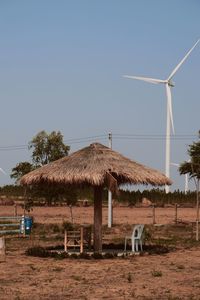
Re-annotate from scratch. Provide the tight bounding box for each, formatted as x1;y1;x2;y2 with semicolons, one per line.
14;204;18;217
174;203;178;224
152;205;156;224
64;230;67;252
80;227;83;253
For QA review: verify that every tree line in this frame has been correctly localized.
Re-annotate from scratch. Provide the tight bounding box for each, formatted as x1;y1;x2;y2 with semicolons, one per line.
0;185;197;207
0;129;199;207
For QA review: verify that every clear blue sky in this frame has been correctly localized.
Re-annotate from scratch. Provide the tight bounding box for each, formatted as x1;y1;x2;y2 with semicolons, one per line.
0;0;199;190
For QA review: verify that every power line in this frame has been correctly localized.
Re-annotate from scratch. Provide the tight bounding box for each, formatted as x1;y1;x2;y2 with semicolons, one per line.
0;133;198;151
0;135;108;151
0;146;28;151
113;133;198;141
64;134;107;142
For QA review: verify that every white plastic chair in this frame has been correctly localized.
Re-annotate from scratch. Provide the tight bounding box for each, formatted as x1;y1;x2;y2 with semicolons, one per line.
124;224;144;252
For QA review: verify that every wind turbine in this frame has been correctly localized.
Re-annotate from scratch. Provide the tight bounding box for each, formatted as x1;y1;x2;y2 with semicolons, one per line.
171;163;189;194
123;39;200;193
0;167;6;175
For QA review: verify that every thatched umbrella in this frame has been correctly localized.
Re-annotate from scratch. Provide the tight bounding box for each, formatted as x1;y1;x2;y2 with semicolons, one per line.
20;143;172;252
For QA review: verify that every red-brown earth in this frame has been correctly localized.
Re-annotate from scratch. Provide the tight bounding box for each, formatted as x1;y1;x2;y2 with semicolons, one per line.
0;206;199;300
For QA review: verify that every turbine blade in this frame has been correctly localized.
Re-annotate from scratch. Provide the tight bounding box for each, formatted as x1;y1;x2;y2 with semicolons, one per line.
123;75;166;85
171;163;179;167
166;84;175;134
168;39;200;80
0;168;6;175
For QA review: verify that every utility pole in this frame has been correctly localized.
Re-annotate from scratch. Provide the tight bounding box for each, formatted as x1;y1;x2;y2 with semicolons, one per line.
108;132;112;228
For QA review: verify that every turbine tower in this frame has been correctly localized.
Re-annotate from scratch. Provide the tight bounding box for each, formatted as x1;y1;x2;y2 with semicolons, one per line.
123;39;199;193
171;163;189;194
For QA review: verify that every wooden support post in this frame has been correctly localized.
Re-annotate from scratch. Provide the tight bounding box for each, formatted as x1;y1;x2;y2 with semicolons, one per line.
175;203;178;224
112;201;114;225
64;230;67;252
152;205;156;225
80;227;83;253
93;186;103;253
191;222;194;239
69;205;74;224
196;221;199;242
14;204;18;217
0;237;6;261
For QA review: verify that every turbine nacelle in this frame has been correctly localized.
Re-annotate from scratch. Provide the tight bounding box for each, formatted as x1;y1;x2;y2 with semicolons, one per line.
168;80;174;87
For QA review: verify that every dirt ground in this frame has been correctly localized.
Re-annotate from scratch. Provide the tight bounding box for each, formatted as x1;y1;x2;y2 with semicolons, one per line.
0;205;200;300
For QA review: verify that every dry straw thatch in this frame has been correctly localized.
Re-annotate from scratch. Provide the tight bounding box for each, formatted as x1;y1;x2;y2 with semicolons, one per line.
21;142;171;189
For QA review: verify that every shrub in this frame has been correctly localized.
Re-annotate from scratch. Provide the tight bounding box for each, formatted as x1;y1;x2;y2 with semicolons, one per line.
26;246;49;258
62;221;74;231
92;252;103;259
151;270;162;277
127;272;133;283
79;252;91;259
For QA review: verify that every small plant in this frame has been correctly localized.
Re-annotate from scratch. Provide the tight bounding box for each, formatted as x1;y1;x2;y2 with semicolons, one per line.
103;252;116;259
22;197;34;214
58;252;69;259
26;246;49;258
62;221;74;231
92;252;103;259
151;269;162;277
29;265;37;271
71;275;82;281
70;253;78;259
51;224;61;233
167;295;182;300
52;267;64;272
79;252;91;259
127;272;133;283
176;264;185;270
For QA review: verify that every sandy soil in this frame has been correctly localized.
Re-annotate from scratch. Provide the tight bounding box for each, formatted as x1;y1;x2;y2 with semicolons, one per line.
0;206;200;300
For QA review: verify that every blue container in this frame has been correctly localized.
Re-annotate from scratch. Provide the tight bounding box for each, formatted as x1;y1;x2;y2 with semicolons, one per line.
24;217;33;234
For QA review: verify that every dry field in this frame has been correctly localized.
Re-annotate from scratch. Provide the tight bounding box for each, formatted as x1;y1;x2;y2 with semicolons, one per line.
0;205;200;300
0;205;198;225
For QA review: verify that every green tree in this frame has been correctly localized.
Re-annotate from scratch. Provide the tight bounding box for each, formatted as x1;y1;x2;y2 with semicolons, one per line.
30;184;77;206
179;140;200;180
10;162;34;183
10;130;72;206
11;131;70;182
179;135;200;241
29;130;70;166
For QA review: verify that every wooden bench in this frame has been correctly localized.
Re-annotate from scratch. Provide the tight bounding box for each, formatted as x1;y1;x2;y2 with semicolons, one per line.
0;216;24;235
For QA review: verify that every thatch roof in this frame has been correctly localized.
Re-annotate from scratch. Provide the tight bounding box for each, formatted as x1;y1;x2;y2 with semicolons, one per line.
20;143;172;189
